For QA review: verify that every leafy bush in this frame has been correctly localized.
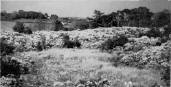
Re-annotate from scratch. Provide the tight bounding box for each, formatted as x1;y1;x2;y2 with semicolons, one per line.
35;35;46;51
1;56;29;77
72;19;89;30
101;36;128;51
146;28;162;38
13;22;33;34
24;27;32;34
53;20;63;31
35;42;43;51
13;22;25;33
62;35;81;48
63;40;81;48
0;38;29;86
0;38;15;56
0;56;30;87
121;42;170;86
0;76;23;87
124;36;161;52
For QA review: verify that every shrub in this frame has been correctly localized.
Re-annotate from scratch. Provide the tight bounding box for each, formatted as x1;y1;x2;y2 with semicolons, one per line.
62;35;81;48
24;27;32;34
101;36;128;51
0;56;29;87
146;28;162;38
53;20;63;31
161;66;170;86
13;22;33;34
1;56;29;77
0;38;29;77
36;42;43;51
0;38;15;56
120;43;171;86
13;22;25;33
72;20;89;30
74;39;81;48
35;35;46;51
109;51;124;67
63;40;81;48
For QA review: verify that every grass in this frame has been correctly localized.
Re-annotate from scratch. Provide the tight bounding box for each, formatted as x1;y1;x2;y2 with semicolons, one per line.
1;21;15;32
13;48;164;87
1;20;55;33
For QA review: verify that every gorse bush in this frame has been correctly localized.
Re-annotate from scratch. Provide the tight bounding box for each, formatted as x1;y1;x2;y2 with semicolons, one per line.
53;20;63;31
0;38;29;87
1;56;29;77
146;28;162;38
0;38;15;56
0;56;30;87
35;35;46;51
0;38;29;77
146;25;171;43
24;27;33;34
13;22;25;33
62;34;81;48
101;35;128;51
13;22;33;34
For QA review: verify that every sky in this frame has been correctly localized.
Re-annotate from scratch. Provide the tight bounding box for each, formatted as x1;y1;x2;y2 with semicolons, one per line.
1;0;171;17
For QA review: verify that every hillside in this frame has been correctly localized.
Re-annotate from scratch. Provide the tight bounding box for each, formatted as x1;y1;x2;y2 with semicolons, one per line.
0;27;150;49
0;27;170;87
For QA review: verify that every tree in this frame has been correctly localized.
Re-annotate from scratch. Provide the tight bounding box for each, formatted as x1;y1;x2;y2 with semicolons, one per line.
89;10;105;28
93;10;104;19
50;14;58;20
72;19;89;30
53;20;63;31
13;22;25;33
151;9;170;27
1;10;7;16
44;13;49;18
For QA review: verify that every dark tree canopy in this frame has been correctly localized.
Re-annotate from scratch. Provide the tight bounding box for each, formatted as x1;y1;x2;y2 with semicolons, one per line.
88;7;170;28
1;10;48;20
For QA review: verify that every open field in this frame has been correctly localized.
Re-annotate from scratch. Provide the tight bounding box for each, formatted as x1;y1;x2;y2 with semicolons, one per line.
1;21;15;32
1;20;55;32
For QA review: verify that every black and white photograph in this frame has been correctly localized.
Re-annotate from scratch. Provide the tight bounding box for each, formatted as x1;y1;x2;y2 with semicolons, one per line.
0;0;171;87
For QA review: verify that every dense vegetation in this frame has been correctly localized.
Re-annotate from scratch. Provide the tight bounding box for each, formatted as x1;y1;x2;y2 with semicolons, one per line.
1;7;170;31
13;22;33;34
88;7;170;28
0;6;170;87
1;10;48;20
0;26;170;87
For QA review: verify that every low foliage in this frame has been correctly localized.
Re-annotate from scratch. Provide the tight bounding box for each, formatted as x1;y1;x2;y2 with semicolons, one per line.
1;56;29;77
13;22;33;34
101;35;128;51
0;39;30;87
62;34;81;48
13;22;25;33
110;41;171;86
24;27;33;34
0;38;15;56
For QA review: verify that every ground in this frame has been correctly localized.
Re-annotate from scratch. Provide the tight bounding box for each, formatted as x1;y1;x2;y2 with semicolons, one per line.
0;26;169;87
12;48;163;87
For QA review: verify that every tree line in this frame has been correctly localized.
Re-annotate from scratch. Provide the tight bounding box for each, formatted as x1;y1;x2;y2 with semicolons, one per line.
1;10;48;20
88;7;170;28
1;7;170;29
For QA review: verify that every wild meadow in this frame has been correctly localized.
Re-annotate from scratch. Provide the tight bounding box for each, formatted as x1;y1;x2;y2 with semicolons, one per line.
0;7;170;87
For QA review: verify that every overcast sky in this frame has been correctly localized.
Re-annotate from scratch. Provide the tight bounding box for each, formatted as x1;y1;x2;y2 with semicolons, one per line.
1;0;171;17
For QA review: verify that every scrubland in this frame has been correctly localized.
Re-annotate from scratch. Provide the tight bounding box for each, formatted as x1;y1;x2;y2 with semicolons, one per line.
0;27;170;87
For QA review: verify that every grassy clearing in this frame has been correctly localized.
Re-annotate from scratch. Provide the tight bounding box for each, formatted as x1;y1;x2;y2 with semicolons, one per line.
1;21;15;32
13;48;164;87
